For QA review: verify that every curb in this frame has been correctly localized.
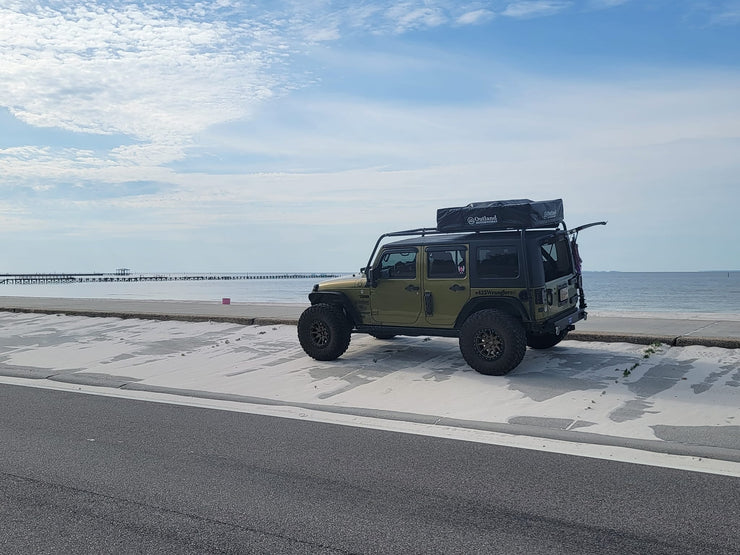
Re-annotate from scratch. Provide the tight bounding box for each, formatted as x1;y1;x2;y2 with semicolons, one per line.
0;307;298;328
569;331;740;349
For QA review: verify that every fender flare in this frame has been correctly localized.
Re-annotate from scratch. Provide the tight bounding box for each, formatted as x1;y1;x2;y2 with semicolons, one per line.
455;297;528;329
308;291;360;327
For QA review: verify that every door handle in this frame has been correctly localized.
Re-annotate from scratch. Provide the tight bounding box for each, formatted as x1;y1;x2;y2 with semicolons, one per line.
449;284;466;292
405;284;420;292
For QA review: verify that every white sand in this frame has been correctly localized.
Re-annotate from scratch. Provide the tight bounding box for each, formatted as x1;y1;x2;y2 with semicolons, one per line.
1;311;737;446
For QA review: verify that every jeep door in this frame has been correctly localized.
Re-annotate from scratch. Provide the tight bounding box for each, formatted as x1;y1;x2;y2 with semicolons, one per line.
423;246;470;326
370;248;421;325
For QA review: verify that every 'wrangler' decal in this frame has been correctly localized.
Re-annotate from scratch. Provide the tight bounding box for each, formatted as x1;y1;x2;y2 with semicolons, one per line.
474;289;515;297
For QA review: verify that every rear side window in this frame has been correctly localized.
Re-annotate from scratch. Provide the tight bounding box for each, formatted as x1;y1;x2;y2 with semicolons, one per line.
427;248;466;278
541;237;572;281
475;246;519;278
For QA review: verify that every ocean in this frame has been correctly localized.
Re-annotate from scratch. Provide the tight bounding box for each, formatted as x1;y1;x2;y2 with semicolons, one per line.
580;271;740;315
1;271;739;316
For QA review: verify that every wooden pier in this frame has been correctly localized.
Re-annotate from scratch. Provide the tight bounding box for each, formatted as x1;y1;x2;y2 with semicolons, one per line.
0;272;342;285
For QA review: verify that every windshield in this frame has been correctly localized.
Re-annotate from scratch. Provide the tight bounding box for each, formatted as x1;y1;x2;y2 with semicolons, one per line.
541;236;572;282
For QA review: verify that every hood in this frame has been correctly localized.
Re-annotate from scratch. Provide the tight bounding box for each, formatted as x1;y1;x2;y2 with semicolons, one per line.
316;274;367;291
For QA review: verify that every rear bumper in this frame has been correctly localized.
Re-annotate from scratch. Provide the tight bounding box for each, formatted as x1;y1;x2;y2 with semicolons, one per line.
549;308;587;335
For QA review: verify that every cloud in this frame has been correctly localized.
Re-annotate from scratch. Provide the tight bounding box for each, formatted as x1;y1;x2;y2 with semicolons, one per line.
34;66;732;237
708;3;740;26
501;1;573;18
0;1;282;172
1;1;739;271
0;1;513;187
5;60;739;222
384;3;448;33
456;9;495;25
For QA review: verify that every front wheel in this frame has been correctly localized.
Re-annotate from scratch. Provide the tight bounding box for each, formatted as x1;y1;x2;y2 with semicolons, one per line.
298;304;351;361
459;309;526;375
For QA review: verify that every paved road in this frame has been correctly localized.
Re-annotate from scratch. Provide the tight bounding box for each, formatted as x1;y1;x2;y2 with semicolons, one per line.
2;384;738;554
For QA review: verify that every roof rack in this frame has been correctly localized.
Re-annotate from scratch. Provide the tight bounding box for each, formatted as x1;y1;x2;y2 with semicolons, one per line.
362;200;568;275
362;223;563;276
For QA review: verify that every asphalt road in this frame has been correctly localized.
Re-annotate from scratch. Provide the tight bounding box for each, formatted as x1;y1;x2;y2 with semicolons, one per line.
2;384;738;554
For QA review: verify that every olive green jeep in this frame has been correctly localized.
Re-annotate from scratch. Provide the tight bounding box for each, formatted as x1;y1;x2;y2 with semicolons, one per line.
298;199;604;375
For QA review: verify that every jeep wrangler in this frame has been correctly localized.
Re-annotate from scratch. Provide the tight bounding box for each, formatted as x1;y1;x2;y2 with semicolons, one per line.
298;199;605;375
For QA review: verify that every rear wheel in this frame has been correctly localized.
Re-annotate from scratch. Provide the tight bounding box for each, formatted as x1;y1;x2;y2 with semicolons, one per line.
459;309;526;375
527;331;568;349
298;304;351;361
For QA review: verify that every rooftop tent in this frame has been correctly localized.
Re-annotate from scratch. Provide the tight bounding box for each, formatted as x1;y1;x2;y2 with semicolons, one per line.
436;199;564;232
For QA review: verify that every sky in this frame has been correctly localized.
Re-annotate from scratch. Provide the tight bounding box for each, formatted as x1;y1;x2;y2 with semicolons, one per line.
1;0;739;273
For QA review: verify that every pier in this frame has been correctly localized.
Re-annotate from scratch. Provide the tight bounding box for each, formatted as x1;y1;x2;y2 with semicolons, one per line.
0;272;342;285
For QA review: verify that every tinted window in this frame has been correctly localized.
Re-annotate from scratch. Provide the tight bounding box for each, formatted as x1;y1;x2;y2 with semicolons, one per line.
476;246;519;278
427;248;466;278
541;237;572;281
379;250;417;279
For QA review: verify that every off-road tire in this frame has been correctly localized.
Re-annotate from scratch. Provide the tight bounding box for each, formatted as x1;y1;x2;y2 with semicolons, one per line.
298;303;351;361
459;309;526;375
527;331;568;349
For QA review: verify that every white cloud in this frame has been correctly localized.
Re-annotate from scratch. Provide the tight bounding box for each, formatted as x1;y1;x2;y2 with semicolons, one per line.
709;5;740;26
0;2;281;167
29;67;731;239
5;64;738;211
385;4;448;33
0;1;513;187
1;1;739;271
502;1;573;18
457;9;495;25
